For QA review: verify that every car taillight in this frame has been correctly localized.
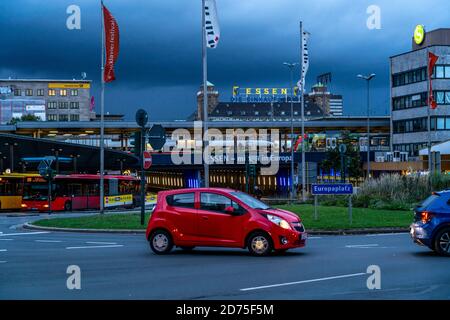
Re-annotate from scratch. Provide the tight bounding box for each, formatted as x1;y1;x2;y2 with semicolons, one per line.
421;211;434;223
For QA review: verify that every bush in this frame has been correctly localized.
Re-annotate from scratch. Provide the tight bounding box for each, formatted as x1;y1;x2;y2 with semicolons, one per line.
319;173;450;210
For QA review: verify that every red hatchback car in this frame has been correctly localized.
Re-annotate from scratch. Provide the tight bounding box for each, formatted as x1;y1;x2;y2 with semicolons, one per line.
146;188;307;256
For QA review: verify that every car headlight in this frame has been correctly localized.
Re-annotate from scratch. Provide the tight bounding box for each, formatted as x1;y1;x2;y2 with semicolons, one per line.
266;214;291;230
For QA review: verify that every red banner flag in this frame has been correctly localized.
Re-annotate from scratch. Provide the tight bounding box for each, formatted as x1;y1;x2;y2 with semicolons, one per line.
428;52;439;109
102;4;120;83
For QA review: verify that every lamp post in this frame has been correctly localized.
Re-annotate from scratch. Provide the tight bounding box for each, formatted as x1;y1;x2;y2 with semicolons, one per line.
283;62;299;201
357;73;376;180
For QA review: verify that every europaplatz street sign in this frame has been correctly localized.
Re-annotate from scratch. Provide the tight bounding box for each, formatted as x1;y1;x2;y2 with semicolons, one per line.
311;184;353;195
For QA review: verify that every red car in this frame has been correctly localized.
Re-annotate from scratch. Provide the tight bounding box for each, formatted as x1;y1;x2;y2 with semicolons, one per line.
146;188;307;256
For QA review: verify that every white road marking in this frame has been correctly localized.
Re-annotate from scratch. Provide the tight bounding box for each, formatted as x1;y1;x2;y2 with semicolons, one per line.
66;245;123;250
0;231;50;237
307;237;322;239
345;244;379;248
240;272;366;291
366;233;407;237
0;261;6;264
0;249;7;252
85;241;117;245
35;240;62;243
0;239;13;241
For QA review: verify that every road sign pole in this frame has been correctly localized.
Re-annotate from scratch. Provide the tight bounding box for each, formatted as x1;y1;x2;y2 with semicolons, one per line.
314;195;318;221
140;127;146;226
348;195;353;225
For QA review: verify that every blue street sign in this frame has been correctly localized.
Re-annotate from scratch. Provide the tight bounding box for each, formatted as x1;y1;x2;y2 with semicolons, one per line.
311;184;353;195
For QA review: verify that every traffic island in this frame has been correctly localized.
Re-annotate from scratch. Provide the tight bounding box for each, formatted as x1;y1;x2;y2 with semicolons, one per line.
24;205;411;235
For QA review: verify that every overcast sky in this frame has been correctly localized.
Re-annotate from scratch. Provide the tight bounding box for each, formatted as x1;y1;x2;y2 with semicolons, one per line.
1;0;449;120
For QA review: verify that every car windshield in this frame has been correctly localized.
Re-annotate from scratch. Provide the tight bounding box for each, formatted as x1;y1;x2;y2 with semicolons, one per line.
230;191;270;210
418;194;440;209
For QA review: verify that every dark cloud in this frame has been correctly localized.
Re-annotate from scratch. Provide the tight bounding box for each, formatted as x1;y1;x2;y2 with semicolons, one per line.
0;0;449;120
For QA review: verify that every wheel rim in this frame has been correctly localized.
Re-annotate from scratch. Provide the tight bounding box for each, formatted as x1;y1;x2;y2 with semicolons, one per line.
251;236;269;254
439;231;450;253
153;233;169;252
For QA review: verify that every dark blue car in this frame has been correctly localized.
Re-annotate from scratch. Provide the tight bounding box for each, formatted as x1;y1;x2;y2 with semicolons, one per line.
410;191;450;256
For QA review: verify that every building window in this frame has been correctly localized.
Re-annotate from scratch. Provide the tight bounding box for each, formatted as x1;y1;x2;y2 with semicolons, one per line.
60;89;67;96
14;89;21;96
59;114;69;121
58;102;69;109
393;117;427;133
392;92;427;111
48;89;56;96
36;89;44;96
433;91;450;105
70;89;78;96
25;89;33;96
392;67;426;87
70;102;79;109
47;101;57;109
436;66;445;79
70;114;79;121
48;114;58;121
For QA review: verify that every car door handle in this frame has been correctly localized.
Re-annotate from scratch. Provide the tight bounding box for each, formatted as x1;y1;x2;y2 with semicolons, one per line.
201;216;208;220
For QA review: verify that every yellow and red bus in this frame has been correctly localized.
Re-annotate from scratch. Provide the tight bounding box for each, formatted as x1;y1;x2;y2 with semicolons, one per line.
0;173;41;211
22;174;140;212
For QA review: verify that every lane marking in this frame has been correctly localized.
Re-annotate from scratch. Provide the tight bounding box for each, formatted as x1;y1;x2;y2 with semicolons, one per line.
240;272;366;291
0;261;6;264
0;249;7;252
366;233;407;237
35;240;62;243
85;241;117;245
0;239;13;241
0;231;50;237
66;245;123;250
307;236;322;239
345;244;379;248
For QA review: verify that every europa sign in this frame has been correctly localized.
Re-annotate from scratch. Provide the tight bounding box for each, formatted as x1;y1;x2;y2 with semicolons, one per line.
231;86;300;103
414;25;425;45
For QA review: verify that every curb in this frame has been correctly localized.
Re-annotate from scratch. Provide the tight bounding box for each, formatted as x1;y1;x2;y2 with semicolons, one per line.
23;222;408;236
23;222;145;234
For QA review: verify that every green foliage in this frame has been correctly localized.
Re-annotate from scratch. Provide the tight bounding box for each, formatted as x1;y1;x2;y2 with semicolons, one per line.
8;114;41;125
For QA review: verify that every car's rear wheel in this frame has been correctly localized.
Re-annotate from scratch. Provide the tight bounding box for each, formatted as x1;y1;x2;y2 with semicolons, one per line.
149;230;173;254
247;232;273;256
434;227;450;257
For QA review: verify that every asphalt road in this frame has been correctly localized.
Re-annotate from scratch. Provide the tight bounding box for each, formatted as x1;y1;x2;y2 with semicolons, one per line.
1;213;450;300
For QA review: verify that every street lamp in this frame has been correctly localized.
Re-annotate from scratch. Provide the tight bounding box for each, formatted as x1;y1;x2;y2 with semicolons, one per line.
357;73;376;180
283;62;299;201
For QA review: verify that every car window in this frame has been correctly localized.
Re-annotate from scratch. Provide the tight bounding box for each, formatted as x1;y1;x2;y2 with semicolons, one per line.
419;194;440;209
166;193;195;209
200;193;245;214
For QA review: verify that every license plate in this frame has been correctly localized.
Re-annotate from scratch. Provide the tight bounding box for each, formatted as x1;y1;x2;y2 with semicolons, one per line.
301;233;308;240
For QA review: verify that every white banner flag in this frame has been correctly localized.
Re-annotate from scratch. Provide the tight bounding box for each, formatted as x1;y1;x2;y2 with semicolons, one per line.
204;0;220;48
298;30;310;91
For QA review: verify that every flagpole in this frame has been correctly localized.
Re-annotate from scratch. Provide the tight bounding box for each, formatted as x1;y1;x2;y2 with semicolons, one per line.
427;48;432;177
300;21;306;202
100;0;105;213
202;0;209;187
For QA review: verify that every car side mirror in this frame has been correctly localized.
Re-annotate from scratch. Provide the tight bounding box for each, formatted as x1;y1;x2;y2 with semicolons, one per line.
224;206;235;214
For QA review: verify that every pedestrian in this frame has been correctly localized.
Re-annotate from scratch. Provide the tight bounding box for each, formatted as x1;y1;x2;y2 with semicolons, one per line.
254;185;263;200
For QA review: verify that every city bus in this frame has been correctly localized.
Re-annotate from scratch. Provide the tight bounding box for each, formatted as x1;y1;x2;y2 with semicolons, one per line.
0;173;41;210
22;174;140;212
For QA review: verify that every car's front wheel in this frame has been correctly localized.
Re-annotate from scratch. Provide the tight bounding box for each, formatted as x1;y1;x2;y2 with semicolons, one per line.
434;227;450;257
247;232;273;256
149;230;173;255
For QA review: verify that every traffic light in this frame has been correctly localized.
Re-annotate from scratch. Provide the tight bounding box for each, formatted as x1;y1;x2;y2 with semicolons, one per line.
133;131;142;157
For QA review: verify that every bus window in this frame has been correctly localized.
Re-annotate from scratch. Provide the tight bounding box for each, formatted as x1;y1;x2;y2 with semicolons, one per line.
108;179;119;196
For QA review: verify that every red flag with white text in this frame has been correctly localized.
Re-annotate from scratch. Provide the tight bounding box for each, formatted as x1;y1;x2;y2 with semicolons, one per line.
102;4;120;83
428;52;439;109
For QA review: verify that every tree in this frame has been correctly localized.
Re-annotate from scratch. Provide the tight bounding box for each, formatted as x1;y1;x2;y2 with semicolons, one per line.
8;114;41;125
320;131;363;181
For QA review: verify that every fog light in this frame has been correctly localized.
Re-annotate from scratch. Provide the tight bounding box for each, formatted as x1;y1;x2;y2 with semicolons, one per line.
21;204;27;208
280;236;288;245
